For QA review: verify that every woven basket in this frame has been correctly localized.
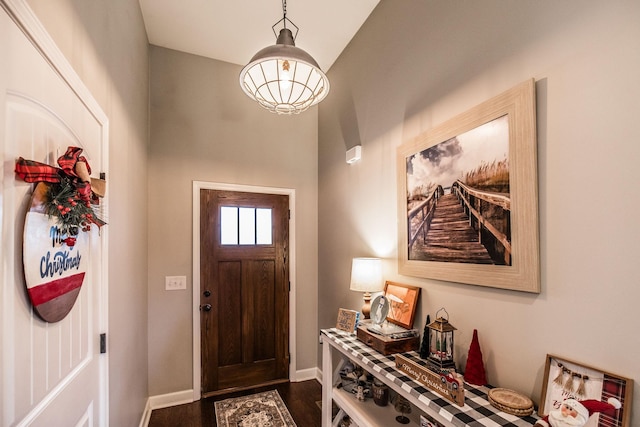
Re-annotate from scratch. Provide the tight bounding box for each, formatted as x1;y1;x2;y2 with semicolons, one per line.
488;388;534;417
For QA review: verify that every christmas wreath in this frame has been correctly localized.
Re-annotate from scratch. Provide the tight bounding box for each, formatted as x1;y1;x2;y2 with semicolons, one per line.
15;146;106;241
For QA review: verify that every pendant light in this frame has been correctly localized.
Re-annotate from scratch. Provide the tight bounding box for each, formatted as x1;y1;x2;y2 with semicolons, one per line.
239;0;330;114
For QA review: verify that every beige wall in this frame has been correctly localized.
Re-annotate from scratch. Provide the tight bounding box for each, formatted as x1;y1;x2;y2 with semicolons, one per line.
147;46;319;395
15;0;640;423
319;0;640;424
25;0;150;425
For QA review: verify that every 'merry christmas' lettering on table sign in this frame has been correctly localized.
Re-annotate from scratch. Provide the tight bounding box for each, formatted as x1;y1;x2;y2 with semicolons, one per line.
395;353;465;407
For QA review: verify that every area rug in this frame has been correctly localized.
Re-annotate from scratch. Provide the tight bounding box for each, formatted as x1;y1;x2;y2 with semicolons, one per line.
214;390;297;427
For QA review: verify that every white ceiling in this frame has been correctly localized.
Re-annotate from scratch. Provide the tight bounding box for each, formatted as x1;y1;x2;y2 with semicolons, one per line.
138;0;380;72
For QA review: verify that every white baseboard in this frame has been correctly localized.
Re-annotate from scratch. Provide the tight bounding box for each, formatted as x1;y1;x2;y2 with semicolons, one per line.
138;399;152;427
149;389;194;410
294;367;320;382
139;389;194;427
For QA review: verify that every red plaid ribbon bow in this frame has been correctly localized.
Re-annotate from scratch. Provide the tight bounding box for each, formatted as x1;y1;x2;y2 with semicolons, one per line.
15;146;93;202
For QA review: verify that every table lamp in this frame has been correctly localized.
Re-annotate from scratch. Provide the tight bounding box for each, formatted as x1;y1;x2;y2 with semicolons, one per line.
349;257;383;319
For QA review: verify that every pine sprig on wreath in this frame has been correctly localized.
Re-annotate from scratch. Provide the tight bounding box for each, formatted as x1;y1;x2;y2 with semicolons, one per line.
44;176;100;236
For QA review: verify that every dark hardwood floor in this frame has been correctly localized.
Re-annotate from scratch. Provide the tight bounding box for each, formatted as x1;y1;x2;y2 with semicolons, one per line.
148;380;322;427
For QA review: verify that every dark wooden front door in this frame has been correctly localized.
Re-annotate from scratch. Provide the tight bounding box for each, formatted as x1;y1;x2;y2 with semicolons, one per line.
200;189;289;396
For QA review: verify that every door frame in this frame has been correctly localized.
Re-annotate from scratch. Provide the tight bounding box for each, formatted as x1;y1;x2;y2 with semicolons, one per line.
192;181;296;401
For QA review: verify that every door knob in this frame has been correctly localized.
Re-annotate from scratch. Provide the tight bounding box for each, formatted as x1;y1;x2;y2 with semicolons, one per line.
201;304;212;312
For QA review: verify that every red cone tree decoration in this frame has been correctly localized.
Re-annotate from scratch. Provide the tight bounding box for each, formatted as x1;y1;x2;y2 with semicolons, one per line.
464;329;487;385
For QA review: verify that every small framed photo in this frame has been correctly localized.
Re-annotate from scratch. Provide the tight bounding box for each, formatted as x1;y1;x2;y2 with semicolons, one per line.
539;354;633;427
336;308;359;333
383;281;420;329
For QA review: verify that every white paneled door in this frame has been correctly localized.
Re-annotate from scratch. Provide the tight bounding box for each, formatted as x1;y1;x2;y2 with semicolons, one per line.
0;1;109;426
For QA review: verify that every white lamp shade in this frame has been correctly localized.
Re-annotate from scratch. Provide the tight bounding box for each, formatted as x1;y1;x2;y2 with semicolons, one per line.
349;258;383;292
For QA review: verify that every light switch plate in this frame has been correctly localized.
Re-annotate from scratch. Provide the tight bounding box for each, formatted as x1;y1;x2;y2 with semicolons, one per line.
165;275;187;290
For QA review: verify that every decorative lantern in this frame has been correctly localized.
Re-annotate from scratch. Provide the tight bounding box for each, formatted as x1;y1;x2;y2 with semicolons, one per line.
427;308;457;371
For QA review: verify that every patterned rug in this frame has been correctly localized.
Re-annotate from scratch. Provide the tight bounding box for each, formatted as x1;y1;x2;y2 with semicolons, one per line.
214;390;297;427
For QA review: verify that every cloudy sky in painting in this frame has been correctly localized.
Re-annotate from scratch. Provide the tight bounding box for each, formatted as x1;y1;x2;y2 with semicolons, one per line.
407;115;509;195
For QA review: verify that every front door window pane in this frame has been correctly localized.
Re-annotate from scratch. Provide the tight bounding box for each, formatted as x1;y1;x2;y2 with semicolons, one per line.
239;207;256;244
221;206;238;245
256;208;272;244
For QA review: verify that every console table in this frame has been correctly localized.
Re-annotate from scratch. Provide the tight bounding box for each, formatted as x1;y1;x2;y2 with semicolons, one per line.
321;328;540;427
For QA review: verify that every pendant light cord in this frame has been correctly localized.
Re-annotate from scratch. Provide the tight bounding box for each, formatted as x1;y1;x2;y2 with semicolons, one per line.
272;0;297;39
282;0;287;29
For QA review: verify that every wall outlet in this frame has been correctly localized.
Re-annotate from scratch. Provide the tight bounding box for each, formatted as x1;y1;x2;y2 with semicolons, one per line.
165;275;187;291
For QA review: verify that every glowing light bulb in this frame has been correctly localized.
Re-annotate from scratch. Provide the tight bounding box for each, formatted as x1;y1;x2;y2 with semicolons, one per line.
280;60;291;90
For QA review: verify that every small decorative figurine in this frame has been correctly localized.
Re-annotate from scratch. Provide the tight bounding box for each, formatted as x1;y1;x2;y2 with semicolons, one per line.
355;380;370;401
463;329;487;385
419;315;431;359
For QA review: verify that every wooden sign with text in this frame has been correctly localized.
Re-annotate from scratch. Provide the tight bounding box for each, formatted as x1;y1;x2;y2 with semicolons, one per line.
395;354;465;407
336;308;359;333
23;183;88;323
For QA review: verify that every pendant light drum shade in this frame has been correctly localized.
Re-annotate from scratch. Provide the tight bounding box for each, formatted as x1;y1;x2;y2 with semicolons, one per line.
239;27;330;114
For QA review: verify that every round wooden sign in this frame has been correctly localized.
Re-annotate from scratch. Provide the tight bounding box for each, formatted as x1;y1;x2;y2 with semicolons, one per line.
23;182;88;322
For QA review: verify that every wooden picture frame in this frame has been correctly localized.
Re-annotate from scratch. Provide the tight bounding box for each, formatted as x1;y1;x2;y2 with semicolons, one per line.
539;354;633;427
397;79;540;293
383;281;420;329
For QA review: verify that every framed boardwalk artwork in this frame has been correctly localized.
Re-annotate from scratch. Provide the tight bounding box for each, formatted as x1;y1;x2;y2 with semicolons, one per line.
397;79;540;293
